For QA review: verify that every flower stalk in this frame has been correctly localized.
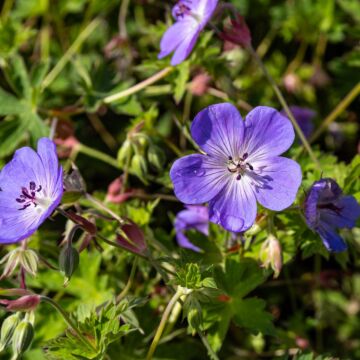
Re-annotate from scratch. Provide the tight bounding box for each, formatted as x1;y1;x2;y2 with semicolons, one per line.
249;46;320;167
41;18;101;91
310;82;360;143
103;67;173;104
146;286;186;360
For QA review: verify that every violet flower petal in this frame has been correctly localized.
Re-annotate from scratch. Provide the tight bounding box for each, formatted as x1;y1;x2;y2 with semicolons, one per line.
191;103;244;158
244;106;295;160
209;178;257;232
174;205;209;252
0;138;63;244
251;157;302;211
170;154;226;204
317;222;347;252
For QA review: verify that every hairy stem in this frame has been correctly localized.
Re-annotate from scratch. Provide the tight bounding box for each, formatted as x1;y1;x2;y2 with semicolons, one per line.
198;331;220;360
146;287;185;360
76;143;119;169
103;67;173;104
116;258;138;302
41;18;101;91
310;82;360;143
249;46;320;167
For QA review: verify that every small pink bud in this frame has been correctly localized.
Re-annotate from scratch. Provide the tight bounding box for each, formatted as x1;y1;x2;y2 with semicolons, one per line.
189;73;211;96
106;177;137;204
116;220;147;256
0;295;41;312
53;119;80;158
220;14;252;48
295;336;310;349
283;73;300;93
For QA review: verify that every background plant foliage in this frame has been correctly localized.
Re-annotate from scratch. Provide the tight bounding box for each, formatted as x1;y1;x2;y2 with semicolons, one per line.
0;0;359;359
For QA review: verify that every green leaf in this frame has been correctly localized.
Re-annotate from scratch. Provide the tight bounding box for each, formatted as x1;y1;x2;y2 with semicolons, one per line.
204;304;232;353
214;257;267;297
4;54;32;100
173;61;190;104
30;60;50;88
232;297;276;336
176;263;202;289
23;111;49;144
0;87;26;115
0;118;28;156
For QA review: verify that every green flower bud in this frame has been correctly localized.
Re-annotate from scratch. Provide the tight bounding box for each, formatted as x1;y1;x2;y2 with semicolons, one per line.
11;320;34;357
117;139;133;166
130;154;147;180
135;134;148;151
19;250;39;277
0;313;21;352
59;246;79;282
147;145;165;171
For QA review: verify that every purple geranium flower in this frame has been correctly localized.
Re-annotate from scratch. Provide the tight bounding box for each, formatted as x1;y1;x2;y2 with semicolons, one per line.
0;138;63;244
281;106;315;139
158;0;218;66
174;205;209;252
304;178;360;252
170;103;302;233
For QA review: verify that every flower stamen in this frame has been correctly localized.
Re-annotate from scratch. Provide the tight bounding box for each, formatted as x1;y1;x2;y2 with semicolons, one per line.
227;154;255;179
16;181;44;211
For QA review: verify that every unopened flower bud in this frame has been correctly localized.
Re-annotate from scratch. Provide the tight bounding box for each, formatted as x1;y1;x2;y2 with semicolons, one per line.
189;73;211;96
19;250;39;277
106;177;135;204
130;154;147;180
0;249;39;279
59;246;79;283
12;320;34;357
117;139;133;166
0;251;20;280
220;14;252;48
0;295;41;312
147;145;165;171
283;73;300;94
0;313;21;352
260;235;282;278
116;220;147;256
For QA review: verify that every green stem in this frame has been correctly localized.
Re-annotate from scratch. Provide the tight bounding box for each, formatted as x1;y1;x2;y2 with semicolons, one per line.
41;296;97;353
103;67;173;104
249;46;320;167
118;0;130;38
116;258;138;302
41;18;101;91
310;82;360;143
1;0;14;20
86;193;124;224
77;143;119;169
198;331;220;360
146;287;185;360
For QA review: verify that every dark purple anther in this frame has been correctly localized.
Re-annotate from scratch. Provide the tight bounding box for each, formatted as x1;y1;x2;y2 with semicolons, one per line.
247;163;254;171
16;181;43;210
